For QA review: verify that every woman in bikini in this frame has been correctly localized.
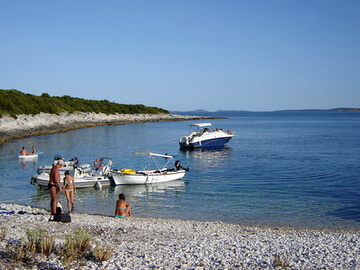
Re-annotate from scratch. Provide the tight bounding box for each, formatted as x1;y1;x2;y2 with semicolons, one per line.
63;171;76;213
115;193;132;218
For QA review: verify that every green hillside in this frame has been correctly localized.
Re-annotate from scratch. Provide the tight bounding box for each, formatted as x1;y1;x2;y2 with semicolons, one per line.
0;89;169;118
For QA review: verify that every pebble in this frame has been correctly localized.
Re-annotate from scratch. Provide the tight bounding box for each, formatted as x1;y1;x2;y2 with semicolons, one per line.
0;203;359;269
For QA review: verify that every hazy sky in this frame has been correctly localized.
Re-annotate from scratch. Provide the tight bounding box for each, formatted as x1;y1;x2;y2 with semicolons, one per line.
1;1;359;111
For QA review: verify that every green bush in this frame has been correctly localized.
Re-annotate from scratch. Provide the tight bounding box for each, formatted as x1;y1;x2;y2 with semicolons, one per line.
0;89;169;117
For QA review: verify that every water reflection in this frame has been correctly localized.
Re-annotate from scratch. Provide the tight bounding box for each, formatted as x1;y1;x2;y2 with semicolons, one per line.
19;158;38;170
179;146;233;170
112;180;185;199
30;180;186;207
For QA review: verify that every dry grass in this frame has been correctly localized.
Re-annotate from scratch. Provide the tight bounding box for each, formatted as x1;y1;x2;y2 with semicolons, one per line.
1;226;113;268
62;228;92;261
93;242;114;262
25;229;55;256
0;227;7;240
273;252;290;268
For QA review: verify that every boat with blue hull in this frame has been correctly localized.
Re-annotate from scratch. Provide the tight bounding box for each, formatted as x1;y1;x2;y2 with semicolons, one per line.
179;123;235;149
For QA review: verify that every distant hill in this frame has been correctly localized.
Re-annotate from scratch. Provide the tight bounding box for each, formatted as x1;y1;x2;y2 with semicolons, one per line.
171;108;360;117
0;89;169;118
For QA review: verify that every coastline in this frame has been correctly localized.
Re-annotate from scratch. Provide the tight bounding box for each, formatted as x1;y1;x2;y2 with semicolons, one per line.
0;112;215;145
0;203;359;269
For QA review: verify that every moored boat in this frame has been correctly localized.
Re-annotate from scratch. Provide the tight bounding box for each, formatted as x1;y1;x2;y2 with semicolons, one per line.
18;154;38;160
179;123;235;148
31;159;113;188
36;156;91;174
111;152;188;185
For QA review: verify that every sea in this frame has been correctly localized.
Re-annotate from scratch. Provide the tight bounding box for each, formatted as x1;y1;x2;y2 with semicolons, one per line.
0;111;359;229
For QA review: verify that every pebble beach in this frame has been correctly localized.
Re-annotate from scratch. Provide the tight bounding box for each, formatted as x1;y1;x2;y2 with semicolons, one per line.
0;203;359;269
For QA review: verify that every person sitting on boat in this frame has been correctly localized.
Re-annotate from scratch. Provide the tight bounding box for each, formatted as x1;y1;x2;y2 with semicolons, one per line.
115;193;132;218
63;171;76;213
20;147;30;156
94;158;104;171
174;160;189;171
30;146;36;155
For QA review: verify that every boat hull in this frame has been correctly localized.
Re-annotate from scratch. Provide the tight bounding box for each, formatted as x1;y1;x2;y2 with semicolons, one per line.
179;136;234;148
111;169;186;185
179;123;235;149
37;163;91;174
31;173;112;188
19;154;38;160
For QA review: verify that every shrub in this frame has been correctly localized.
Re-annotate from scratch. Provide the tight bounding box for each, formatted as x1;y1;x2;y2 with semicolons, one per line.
0;89;169;116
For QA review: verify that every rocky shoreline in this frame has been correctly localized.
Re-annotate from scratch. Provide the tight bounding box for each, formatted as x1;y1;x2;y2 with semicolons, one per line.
0;112;214;145
0;203;359;269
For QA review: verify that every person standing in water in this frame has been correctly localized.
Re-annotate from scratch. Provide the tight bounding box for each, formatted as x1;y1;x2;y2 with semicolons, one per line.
115;193;132;218
49;159;64;216
30;146;36;154
63;171;76;213
20;147;30;156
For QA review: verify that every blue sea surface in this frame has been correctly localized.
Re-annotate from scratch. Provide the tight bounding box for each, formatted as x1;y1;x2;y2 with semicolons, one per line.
0;111;359;228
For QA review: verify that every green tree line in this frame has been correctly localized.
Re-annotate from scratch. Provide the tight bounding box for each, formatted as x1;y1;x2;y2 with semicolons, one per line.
0;89;169;118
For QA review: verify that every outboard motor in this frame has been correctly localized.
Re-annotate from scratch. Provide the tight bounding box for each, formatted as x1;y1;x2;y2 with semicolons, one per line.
69;157;79;166
174;160;181;170
174;160;189;171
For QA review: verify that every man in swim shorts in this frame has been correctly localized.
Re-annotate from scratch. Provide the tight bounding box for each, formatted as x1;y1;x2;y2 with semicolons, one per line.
49;159;64;216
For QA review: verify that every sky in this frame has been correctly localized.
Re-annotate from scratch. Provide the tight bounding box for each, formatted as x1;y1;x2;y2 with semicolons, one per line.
0;1;359;112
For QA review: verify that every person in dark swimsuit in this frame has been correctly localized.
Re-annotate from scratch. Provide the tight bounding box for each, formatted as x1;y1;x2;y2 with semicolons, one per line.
49;159;64;216
115;193;132;218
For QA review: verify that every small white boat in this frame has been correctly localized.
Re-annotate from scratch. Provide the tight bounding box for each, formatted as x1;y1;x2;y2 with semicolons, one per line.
31;159;113;188
111;152;188;185
179;123;235;148
36;157;91;174
18;154;38;160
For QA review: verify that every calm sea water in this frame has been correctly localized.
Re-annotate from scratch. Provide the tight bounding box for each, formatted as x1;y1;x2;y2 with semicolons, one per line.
1;111;359;228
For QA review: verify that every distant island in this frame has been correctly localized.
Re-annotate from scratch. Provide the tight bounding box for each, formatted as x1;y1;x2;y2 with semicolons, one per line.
171;108;360;117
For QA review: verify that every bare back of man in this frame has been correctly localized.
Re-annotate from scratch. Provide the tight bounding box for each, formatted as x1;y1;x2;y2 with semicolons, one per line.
20;147;29;156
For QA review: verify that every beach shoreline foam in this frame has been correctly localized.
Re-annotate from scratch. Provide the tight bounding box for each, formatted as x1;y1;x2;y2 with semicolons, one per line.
0;203;358;269
0;112;214;145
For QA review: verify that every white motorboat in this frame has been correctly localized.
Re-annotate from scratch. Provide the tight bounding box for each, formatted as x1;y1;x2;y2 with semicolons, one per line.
36;157;91;174
111;152;188;185
179;123;235;148
18;154;38;160
31;159;113;188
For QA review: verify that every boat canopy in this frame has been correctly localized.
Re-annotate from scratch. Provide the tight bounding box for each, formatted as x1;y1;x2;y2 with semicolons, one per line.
190;123;212;128
133;152;173;159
